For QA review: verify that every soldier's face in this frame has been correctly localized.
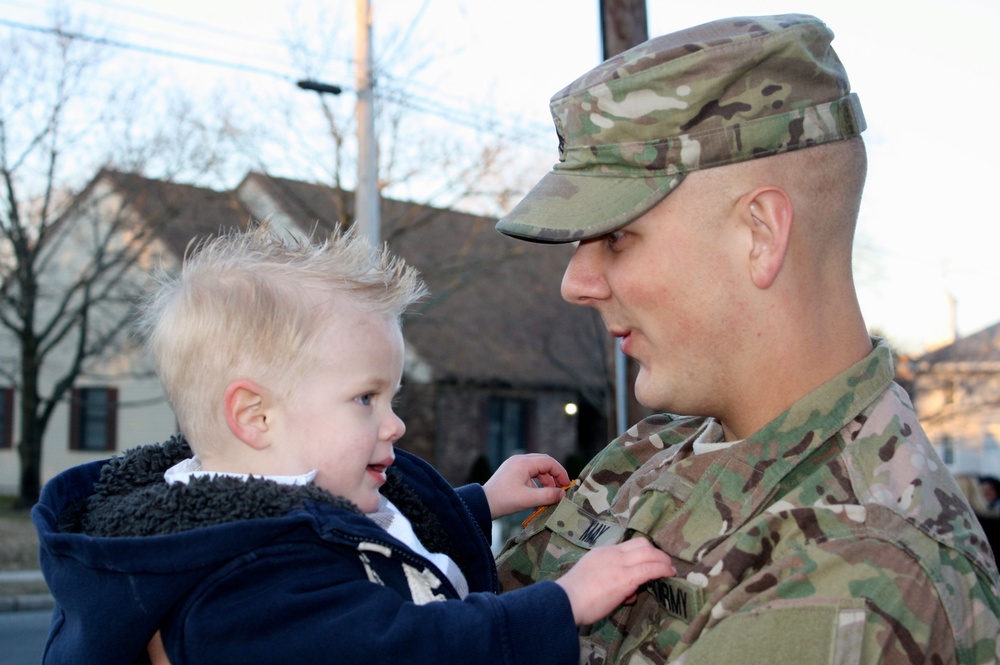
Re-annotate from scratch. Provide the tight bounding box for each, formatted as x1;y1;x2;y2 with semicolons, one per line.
560;173;746;416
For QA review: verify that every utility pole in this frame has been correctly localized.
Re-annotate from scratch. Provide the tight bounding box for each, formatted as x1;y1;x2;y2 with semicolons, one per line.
600;0;649;61
356;0;380;245
600;0;649;435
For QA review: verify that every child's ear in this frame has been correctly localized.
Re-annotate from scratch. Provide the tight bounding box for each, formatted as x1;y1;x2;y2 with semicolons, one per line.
224;380;272;450
740;186;793;289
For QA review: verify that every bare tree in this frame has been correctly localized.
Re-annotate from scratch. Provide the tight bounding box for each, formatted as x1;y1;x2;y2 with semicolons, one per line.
243;3;542;230
0;9;610;504
0;16;244;507
239;13;615;470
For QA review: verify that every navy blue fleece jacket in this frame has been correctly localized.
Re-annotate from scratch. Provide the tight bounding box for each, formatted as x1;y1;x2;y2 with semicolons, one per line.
32;437;577;664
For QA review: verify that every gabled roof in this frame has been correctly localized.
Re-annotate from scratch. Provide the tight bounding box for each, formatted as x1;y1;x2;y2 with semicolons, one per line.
82;170;608;395
98;170;251;256
236;173;609;394
913;321;1000;366
237;172;349;229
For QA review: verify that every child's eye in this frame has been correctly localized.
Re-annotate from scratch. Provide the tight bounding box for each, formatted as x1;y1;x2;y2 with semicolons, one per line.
355;394;373;406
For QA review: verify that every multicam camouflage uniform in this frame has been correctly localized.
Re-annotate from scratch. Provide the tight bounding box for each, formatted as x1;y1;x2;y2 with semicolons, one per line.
497;340;1000;664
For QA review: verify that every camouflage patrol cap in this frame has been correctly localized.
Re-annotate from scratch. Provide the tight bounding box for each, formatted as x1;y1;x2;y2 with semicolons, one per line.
496;14;866;243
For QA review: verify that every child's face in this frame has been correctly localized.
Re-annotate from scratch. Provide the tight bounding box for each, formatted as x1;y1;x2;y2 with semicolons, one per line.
269;304;406;513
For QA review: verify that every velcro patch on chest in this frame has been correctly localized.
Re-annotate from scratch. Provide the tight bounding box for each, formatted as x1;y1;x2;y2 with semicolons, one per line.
643;577;704;624
544;497;625;548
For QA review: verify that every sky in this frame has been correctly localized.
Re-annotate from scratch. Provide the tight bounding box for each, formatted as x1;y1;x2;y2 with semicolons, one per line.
3;0;999;356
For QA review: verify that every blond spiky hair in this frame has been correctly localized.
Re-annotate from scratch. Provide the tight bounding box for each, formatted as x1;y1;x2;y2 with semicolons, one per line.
136;221;427;451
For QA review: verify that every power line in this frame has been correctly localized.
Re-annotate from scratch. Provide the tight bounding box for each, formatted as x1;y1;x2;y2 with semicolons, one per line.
377;0;432;67
0;17;556;152
0;18;295;80
0;0;263;59
375;83;552;150
79;0;283;45
1;0;555;146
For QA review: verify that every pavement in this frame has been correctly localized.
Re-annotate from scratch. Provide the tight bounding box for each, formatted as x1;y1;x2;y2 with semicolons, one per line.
0;570;53;613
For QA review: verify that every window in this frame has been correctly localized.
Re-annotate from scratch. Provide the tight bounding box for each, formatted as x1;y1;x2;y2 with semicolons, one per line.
944;378;955;406
70;387;118;452
984;433;998;452
487;397;529;468
939;435;955;465
0;387;12;449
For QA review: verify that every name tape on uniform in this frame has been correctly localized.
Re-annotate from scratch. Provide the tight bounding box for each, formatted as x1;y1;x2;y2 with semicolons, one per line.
544;498;625;548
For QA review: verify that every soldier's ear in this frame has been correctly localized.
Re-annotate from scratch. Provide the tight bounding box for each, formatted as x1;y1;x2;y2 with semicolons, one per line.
740;187;792;289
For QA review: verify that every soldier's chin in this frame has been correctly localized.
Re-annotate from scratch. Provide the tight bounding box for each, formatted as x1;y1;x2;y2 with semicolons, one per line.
632;371;664;411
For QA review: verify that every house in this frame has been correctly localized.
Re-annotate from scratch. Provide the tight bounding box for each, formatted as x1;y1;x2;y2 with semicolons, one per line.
0;170;252;499
0;170;612;498
907;321;1000;478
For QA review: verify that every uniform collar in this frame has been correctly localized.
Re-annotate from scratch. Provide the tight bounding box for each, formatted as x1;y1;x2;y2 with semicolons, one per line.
620;339;893;561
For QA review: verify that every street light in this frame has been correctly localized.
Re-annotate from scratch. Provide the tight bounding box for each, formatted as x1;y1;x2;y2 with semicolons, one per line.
295;79;343;236
296;79;343;95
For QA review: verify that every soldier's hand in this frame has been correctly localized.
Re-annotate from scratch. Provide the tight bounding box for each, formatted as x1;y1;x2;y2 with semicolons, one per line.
556;538;675;625
148;630;170;665
483;453;571;519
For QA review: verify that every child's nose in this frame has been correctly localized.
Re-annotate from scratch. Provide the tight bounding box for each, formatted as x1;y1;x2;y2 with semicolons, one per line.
383;411;405;443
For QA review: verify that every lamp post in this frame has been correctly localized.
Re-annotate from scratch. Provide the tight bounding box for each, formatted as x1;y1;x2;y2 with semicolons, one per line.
295;80;346;229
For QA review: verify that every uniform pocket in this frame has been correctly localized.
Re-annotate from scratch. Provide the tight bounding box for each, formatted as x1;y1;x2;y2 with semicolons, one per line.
579;637;608;665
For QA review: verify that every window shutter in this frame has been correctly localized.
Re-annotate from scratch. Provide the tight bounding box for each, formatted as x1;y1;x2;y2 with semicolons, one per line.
105;387;119;451
0;389;12;449
69;388;82;450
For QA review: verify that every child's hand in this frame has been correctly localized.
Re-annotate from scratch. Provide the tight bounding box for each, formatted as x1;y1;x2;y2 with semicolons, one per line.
483;454;571;519
556;538;676;625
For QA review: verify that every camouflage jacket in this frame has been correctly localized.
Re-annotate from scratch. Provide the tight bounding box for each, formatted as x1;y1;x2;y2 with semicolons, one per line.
497;340;1000;664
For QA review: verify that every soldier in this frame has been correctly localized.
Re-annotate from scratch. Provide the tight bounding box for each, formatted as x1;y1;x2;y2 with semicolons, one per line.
495;14;1000;665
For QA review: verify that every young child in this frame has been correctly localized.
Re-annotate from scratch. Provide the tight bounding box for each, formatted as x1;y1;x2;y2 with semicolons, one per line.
32;224;674;665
